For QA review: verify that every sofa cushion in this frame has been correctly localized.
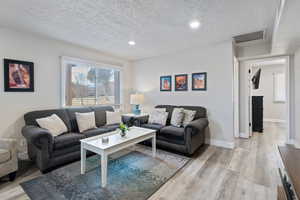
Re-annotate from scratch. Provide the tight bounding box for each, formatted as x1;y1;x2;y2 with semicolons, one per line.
0;149;10;164
106;111;122;125
148;110;168;125
24;109;71;131
66;107;93;132
155;105;207;124
53;133;85;150
75;112;97;133
83;128;112;138
36;114;68;136
182;109;196;126
141;123;165;131
159;126;185;145
103;123;120;131
90;106;114;127
52;145;81;157
170;108;184;127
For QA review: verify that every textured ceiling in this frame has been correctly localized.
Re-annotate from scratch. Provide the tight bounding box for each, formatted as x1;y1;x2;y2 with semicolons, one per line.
0;0;279;60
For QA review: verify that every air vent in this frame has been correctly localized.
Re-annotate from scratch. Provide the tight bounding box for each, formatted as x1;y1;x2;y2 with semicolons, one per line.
233;31;265;43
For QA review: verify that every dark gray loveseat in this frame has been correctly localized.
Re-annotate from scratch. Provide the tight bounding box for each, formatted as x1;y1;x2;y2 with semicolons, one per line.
22;106;119;173
139;105;209;156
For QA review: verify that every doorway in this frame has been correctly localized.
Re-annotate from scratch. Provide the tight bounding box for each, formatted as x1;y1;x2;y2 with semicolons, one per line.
236;55;290;143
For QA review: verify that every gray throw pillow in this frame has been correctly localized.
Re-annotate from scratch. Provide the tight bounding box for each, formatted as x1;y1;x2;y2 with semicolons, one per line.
183;109;196;126
148;110;168;125
170;108;185;127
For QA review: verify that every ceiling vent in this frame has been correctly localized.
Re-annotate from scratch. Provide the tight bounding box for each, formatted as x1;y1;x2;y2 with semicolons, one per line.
233;31;265;44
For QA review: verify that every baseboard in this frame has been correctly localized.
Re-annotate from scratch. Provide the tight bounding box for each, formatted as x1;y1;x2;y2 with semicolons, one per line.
285;139;300;149
295;141;300;149
239;132;249;138
286;139;294;145
263;118;286;123
205;139;235;149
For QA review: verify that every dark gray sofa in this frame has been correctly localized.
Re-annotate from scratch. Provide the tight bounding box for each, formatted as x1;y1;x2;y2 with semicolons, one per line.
139;105;209;156
22;105;208;172
22;106;120;173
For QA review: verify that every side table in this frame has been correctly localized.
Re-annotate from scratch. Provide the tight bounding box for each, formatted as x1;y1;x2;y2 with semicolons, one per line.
122;113;149;127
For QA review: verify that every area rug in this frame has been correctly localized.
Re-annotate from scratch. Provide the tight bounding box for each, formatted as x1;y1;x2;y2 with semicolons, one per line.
20;146;190;200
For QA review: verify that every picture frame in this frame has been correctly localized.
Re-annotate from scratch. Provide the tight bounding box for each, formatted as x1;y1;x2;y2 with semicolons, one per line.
192;72;207;91
4;59;34;92
175;74;188;91
160;75;172;91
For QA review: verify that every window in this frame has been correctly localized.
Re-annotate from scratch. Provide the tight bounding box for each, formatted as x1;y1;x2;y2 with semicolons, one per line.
61;57;121;107
273;72;286;102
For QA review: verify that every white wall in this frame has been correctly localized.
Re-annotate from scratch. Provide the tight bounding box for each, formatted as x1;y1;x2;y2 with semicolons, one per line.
237;42;271;58
133;41;235;148
294;49;300;147
252;65;286;121
0;27;132;150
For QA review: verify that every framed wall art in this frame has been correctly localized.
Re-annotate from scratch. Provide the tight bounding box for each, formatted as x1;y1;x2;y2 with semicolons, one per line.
175;74;188;91
4;59;34;92
192;72;207;91
160;75;172;91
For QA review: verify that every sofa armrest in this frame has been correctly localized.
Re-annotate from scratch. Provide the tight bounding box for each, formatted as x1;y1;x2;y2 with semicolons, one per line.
22;126;54;151
0;138;18;175
185;118;208;134
136;115;149;125
0;138;17;151
184;118;208;155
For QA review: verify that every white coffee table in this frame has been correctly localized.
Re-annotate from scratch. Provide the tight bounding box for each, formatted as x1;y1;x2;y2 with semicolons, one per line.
80;126;156;187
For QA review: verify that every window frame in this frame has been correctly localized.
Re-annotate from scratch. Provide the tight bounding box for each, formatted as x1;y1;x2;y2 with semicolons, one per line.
60;56;123;108
273;72;286;103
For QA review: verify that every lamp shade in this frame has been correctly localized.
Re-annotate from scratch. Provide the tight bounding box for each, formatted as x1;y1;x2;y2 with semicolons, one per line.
130;94;144;105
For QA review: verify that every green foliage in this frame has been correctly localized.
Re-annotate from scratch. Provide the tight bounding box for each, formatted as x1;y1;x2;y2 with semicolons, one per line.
87;68;114;96
87;68;113;84
119;123;129;131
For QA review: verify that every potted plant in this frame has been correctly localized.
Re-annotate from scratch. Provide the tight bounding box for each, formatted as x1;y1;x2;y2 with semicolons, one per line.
119;123;129;137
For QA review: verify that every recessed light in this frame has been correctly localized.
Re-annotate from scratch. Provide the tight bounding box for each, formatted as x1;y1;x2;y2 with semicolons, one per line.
189;20;201;29
128;41;136;46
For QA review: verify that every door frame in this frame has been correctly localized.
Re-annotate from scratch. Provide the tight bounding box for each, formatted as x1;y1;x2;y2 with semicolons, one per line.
247;66;253;137
233;56;240;138
236;55;291;143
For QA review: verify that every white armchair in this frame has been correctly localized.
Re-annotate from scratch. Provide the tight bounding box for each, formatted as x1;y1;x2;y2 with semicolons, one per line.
0;138;18;181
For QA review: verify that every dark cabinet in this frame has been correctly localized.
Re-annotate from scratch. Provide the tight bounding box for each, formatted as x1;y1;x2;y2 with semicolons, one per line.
252;96;263;132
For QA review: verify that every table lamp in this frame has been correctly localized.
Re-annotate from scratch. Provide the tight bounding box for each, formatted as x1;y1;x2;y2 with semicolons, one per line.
130;93;144;115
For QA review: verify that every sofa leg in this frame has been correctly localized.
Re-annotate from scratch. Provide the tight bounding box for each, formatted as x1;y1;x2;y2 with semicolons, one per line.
8;171;17;181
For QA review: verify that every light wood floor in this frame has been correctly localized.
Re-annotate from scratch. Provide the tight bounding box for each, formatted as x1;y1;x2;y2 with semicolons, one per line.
0;124;286;200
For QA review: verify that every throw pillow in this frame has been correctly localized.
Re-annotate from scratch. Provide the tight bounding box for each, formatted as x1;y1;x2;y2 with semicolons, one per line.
148;110;168;125
183;109;196;126
170;108;185;127
75;112;97;133
106;111;122;125
154;108;166;112
36;114;68;136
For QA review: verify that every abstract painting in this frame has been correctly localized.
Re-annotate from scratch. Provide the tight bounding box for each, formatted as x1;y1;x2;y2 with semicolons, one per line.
175;74;188;91
4;59;34;92
192;72;207;91
160;75;172;91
